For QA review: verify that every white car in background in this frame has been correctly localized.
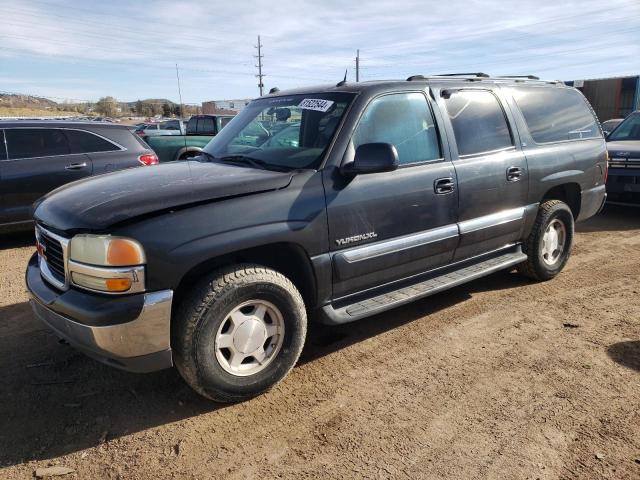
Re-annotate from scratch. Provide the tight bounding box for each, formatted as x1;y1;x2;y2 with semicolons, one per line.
140;119;186;137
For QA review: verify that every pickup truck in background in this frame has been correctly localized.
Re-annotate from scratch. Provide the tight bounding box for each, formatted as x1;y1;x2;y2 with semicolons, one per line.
145;114;235;162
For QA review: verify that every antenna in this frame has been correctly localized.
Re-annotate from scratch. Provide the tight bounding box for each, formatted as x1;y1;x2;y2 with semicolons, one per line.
356;49;360;82
336;70;348;87
175;63;189;157
254;35;265;96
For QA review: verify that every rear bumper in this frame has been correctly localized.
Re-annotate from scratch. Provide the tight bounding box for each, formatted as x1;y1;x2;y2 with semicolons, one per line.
26;253;173;373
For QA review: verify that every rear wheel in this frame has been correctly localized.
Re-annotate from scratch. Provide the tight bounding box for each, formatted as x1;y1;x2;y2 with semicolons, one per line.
172;264;307;402
517;199;574;281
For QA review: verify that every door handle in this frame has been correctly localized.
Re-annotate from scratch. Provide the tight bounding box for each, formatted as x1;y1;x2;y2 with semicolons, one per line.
506;166;523;182
65;162;88;170
434;177;455;194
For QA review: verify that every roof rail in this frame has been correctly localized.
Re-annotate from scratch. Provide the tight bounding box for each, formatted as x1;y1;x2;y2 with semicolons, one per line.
435;72;490;78
497;75;540;80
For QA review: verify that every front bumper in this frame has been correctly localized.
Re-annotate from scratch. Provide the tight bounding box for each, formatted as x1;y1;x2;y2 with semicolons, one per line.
606;169;640;205
26;253;173;373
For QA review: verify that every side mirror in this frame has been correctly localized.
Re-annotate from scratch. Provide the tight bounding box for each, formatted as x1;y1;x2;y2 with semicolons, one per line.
341;143;399;175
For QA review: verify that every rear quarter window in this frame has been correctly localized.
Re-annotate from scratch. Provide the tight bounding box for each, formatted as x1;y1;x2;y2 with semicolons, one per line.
65;129;120;154
512;87;600;143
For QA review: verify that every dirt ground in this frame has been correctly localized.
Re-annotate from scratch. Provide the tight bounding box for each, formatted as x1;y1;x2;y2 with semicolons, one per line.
1;206;639;479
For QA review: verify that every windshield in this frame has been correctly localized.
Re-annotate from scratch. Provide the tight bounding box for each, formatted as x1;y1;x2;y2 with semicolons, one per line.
608;113;640;141
202;93;355;170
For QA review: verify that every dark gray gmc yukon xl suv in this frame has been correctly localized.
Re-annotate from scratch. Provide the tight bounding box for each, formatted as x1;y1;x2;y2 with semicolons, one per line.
26;74;607;402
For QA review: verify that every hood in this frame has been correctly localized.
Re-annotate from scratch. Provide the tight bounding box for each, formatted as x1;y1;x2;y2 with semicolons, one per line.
606;140;640;158
34;161;293;231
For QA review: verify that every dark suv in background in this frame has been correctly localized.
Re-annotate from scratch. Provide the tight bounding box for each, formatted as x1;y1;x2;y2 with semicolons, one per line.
605;111;640;205
0;121;158;231
27;75;606;402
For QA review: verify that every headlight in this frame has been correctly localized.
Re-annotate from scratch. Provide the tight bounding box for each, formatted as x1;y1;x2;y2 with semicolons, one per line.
70;235;145;266
68;235;146;294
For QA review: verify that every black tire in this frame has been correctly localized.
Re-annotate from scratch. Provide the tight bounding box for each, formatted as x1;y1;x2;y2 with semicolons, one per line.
172;264;307;402
517;199;574;281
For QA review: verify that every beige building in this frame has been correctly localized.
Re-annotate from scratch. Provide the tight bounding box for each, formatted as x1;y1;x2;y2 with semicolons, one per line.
202;99;252;115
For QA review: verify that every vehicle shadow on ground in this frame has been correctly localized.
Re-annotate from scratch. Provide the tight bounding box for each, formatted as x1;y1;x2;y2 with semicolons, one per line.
302;269;530;364
0;269;528;467
0;230;34;250
607;341;640;372
576;204;640;233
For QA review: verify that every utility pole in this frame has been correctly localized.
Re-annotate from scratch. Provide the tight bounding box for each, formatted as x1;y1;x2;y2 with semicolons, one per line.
255;35;265;96
356;49;360;82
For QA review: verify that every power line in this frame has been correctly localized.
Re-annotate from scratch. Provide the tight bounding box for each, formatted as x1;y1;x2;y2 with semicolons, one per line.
361;5;639;56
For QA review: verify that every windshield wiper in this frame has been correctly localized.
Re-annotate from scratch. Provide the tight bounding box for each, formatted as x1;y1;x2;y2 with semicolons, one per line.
219;155;276;171
195;151;217;162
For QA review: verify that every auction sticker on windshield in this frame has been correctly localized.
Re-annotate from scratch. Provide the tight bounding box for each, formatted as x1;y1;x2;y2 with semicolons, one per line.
298;98;334;112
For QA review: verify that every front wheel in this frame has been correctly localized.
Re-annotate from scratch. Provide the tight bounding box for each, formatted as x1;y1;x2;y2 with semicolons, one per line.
173;265;307;402
517;199;574;281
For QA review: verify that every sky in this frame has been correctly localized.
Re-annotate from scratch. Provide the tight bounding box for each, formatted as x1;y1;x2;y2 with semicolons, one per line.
1;0;639;105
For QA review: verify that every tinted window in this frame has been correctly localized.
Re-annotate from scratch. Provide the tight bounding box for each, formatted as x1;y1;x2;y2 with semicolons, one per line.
198;117;215;134
513;87;600;143
186;118;198;134
65;129;119;153
0;130;7;160
352;92;440;165
444;90;513;156
6;128;70;159
220;117;233;129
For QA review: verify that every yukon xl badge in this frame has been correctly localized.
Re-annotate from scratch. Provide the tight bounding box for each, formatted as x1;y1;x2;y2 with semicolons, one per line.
336;232;377;246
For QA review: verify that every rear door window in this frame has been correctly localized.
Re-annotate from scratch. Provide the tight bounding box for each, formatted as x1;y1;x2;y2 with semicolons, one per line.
65;129;120;154
352;92;441;165
444;90;513;156
512;87;600;143
5;128;70;159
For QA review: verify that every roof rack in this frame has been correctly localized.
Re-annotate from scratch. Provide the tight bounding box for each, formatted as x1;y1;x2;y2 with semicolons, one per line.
497;75;540;80
435;72;490;78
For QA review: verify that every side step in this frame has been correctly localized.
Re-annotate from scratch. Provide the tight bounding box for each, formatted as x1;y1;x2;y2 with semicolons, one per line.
321;247;527;324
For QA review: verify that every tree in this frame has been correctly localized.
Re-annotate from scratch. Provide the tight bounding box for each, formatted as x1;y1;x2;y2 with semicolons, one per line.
162;102;172;117
135;100;143;115
141;102;154;117
95;96;118;117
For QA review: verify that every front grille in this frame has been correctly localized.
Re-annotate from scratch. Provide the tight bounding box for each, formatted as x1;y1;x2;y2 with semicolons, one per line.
39;229;66;282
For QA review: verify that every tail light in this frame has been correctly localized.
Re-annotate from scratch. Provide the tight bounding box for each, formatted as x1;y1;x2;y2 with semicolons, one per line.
138;153;159;166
